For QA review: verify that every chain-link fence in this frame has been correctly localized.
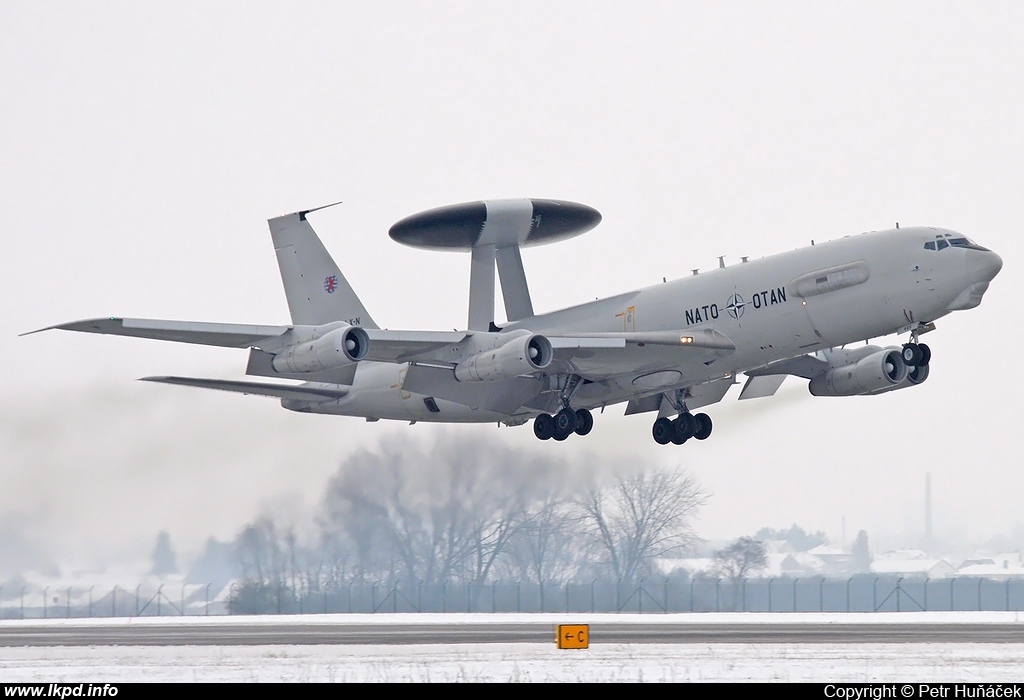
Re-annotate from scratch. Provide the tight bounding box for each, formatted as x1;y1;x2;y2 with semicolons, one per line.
4;576;1020;618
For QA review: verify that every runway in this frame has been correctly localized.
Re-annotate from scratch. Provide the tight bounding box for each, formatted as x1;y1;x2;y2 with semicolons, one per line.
3;613;1024;646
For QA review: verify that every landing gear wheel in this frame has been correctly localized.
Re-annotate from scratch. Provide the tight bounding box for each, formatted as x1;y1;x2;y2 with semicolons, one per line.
902;343;924;367
652;417;674;445
553;430;569;441
671;413;696;444
693;413;713;440
533;413;554;440
918;343;931;366
574;409;594;436
554;408;578;434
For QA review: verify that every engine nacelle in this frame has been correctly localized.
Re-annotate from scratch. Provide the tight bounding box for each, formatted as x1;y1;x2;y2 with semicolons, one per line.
808;346;908;397
866;360;930;395
272;326;369;374
454;333;553;382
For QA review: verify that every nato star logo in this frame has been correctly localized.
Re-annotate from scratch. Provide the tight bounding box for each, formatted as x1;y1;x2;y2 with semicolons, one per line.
726;293;745;319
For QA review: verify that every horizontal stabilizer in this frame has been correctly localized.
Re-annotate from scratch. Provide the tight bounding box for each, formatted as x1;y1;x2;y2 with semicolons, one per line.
23;317;289;349
141;376;348;402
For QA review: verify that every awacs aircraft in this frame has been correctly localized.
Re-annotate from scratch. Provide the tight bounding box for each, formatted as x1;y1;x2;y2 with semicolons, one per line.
27;199;1002;445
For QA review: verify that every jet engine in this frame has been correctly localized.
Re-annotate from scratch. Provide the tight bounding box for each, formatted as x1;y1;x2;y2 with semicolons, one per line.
454;332;553;382
866;360;930;395
272;326;369;374
808;346;908;397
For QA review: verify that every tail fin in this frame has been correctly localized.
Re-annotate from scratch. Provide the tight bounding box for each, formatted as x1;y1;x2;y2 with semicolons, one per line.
268;209;378;329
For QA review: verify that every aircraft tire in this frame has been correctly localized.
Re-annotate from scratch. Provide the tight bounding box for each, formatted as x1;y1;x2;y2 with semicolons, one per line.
673;413;696;442
534;413;554;440
574;409;594;436
652;417;674;445
554;408;578;434
553;428;570;441
918;343;931;366
693;413;713;440
902;343;923;367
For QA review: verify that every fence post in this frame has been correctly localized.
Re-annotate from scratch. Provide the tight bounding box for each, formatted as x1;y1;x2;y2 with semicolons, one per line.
418;581;423;613
950;578;956;611
819;578;824;612
492;581;497;614
978;578;983;611
394;580;399;614
715;579;721;613
872;578;878;611
111;586;116;618
157;585;163;616
591;580;596;614
664;579;669;613
516;580;521;613
896;577;903;612
348;581;353;614
67;587;71;618
639;579;644;614
43;587;48;619
793;578;798;612
923;578;929;612
846;577;851;613
135;585;140;617
205;584;211;616
741;578;747;612
442;581;448;613
181;585;186;616
21;587;26;619
565;581;569;613
540;581;545;613
89;586;94;618
689;578;695;613
768;578;775;612
1007;579;1011;612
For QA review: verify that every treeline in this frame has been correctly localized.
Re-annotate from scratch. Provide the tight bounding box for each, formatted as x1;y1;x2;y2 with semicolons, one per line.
228;434;706;608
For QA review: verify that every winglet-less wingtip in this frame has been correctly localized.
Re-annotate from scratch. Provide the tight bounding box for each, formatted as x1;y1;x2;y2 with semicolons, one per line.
297;200;344;221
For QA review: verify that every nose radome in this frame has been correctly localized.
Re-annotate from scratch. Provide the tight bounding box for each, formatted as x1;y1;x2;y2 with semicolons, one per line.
980;250;1003;282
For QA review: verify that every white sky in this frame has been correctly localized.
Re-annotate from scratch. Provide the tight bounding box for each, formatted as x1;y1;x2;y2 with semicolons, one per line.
2;2;1022;572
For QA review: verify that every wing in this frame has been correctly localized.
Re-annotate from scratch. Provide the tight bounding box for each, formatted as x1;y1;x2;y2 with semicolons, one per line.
141;376;348;402
23;317;290;348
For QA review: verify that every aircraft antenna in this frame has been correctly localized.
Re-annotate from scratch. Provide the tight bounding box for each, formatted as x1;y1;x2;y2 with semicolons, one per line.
718;256;726;269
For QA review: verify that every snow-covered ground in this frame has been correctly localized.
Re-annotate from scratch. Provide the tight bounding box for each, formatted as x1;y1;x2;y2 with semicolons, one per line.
3;613;1023;682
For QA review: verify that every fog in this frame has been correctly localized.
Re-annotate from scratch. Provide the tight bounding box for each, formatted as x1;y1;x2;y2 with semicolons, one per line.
2;2;1022;579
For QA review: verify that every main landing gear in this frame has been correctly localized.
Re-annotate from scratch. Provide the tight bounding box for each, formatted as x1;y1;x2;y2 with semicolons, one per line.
901;341;931;368
534;408;594;441
652;412;712;446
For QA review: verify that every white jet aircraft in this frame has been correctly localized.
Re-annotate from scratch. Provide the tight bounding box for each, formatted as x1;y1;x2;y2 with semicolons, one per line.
27;199;1002;445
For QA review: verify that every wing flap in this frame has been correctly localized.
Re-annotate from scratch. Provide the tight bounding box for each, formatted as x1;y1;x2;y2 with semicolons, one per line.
739;374;788;400
24;317;289;348
363;329;469;363
141;376;348;402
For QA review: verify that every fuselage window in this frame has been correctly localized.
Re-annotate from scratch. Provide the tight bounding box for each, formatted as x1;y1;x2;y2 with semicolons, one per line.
937;239;948;250
924;242;936;250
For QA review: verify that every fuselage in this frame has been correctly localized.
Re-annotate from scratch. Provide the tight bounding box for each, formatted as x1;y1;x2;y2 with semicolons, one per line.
295;227;1001;423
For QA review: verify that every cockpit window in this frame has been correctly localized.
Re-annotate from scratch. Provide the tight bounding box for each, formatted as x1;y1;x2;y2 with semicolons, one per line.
936;239;948;250
924;241;935;250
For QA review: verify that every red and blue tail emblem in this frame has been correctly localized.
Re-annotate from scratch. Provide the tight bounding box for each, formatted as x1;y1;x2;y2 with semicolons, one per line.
324;275;339;294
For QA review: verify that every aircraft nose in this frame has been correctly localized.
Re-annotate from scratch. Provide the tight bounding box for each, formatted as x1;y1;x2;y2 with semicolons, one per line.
975;249;1003;282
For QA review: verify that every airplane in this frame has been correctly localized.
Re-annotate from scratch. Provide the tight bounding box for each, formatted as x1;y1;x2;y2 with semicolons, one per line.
25;199;1002;445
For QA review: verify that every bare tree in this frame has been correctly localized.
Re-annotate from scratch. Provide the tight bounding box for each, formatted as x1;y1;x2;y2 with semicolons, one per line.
505;494;586;583
713;536;768;585
579;468;707;582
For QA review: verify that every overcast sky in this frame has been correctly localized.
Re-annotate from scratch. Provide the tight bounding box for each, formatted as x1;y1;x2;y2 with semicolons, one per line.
2;2;1022;573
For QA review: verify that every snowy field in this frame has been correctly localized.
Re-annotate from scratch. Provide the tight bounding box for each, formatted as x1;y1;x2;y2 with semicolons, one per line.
3;613;1024;682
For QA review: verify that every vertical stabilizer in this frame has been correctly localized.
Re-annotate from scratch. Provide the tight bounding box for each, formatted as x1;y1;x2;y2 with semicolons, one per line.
268;211;378;329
